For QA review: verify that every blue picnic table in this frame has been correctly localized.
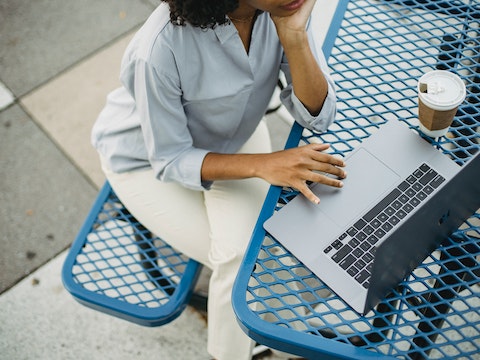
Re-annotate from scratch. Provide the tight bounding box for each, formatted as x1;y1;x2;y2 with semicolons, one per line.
232;1;480;359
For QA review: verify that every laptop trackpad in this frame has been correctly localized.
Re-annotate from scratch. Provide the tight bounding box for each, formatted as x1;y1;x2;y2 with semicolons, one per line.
311;148;400;227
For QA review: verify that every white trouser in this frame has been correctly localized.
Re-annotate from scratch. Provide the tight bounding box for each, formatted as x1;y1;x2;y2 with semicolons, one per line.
101;121;272;360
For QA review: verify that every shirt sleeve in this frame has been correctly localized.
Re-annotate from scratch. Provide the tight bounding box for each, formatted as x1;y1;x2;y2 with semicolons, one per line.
128;57;211;191
279;18;337;133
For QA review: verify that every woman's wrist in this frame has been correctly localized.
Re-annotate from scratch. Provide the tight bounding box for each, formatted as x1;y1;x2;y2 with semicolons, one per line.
277;28;309;52
201;152;269;182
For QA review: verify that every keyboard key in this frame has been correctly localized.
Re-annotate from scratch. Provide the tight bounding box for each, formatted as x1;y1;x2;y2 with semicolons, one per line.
382;222;393;232
392;200;402;210
390;215;400;225
339;232;348;240
356;231;367;241
374;228;387;239
352;248;364;258
419;169;437;185
406;188;416;197
399;194;409;203
424;185;434;194
363;252;374;263
323;246;332;254
367;235;379;245
410;197;421;207
360;241;371;251
332;240;343;250
371;219;381;229
332;245;352;263
355;270;370;284
385;206;395;216
364;225;374;235
406;175;416;184
403;203;414;213
412;182;423;191
347;266;358;277
355;258;367;269
431;175;445;188
347;227;358;237
419;163;430;172
417;191;427;201
354;219;367;230
413;168;424;178
378;212;388;222
348;238;360;248
340;254;356;270
398;181;409;191
397;209;407;219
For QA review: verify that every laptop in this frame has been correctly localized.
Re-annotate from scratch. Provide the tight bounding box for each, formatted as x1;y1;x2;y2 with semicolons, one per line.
263;120;480;315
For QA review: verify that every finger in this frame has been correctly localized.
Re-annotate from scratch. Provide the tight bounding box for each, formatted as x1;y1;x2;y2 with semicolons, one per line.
307;142;331;152
312;162;347;179
301;0;317;16
311;152;346;169
306;144;346;167
298;182;320;205
310;172;345;188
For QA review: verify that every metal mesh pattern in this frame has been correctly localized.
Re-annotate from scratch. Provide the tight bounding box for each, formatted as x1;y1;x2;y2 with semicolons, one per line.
238;0;480;358
70;194;186;308
63;184;201;326
304;0;480;163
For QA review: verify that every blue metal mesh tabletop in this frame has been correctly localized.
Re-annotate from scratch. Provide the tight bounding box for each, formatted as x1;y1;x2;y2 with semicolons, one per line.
233;0;480;359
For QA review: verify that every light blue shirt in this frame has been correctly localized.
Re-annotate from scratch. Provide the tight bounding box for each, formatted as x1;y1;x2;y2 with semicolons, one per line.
91;3;337;191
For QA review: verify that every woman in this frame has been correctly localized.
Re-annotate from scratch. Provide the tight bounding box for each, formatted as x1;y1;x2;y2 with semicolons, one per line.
91;0;346;358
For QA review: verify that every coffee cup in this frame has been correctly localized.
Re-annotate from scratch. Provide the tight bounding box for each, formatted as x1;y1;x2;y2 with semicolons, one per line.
417;70;466;138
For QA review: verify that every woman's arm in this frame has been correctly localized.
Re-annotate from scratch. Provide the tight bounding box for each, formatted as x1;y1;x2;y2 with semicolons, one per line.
201;144;346;205
272;0;328;115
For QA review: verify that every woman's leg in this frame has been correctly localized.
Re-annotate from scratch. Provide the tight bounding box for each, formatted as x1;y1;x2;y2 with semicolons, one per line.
101;163;213;268
205;121;272;360
101;120;272;360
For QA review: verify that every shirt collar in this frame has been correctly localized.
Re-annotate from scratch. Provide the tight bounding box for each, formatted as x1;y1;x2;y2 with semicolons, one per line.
213;22;237;44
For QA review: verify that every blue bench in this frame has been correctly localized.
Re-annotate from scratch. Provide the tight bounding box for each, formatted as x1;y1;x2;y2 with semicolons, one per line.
62;181;204;327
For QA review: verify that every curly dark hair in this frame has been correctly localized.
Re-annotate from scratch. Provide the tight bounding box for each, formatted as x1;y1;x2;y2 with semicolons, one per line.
161;0;240;29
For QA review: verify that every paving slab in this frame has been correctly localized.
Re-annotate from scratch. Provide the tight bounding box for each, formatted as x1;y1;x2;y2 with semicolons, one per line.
0;0;156;97
0;251;210;360
21;31;136;189
0;105;96;293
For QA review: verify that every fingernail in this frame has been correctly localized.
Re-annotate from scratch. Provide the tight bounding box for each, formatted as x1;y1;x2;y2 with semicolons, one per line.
338;181;344;187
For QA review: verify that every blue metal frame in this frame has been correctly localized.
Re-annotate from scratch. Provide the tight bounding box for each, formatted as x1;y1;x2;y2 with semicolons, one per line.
233;0;480;358
62;182;202;327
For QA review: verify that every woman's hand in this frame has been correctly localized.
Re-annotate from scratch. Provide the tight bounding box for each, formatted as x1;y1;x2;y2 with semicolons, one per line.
271;0;316;45
257;143;346;204
202;143;346;204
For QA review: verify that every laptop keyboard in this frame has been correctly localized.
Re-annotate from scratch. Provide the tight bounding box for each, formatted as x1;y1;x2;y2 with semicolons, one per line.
323;163;445;289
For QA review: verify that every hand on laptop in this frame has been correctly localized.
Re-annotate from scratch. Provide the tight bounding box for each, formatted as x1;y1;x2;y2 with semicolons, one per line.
259;143;346;204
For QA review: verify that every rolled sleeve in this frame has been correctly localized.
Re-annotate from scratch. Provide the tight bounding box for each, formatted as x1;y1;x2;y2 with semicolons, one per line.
133;57;209;191
162;147;212;191
280;80;336;132
279;15;337;133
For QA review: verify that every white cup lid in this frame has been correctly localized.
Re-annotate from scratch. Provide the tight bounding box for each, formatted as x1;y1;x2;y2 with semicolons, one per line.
417;70;466;111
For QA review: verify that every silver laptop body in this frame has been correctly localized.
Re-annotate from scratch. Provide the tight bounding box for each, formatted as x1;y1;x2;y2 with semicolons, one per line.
264;120;480;314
